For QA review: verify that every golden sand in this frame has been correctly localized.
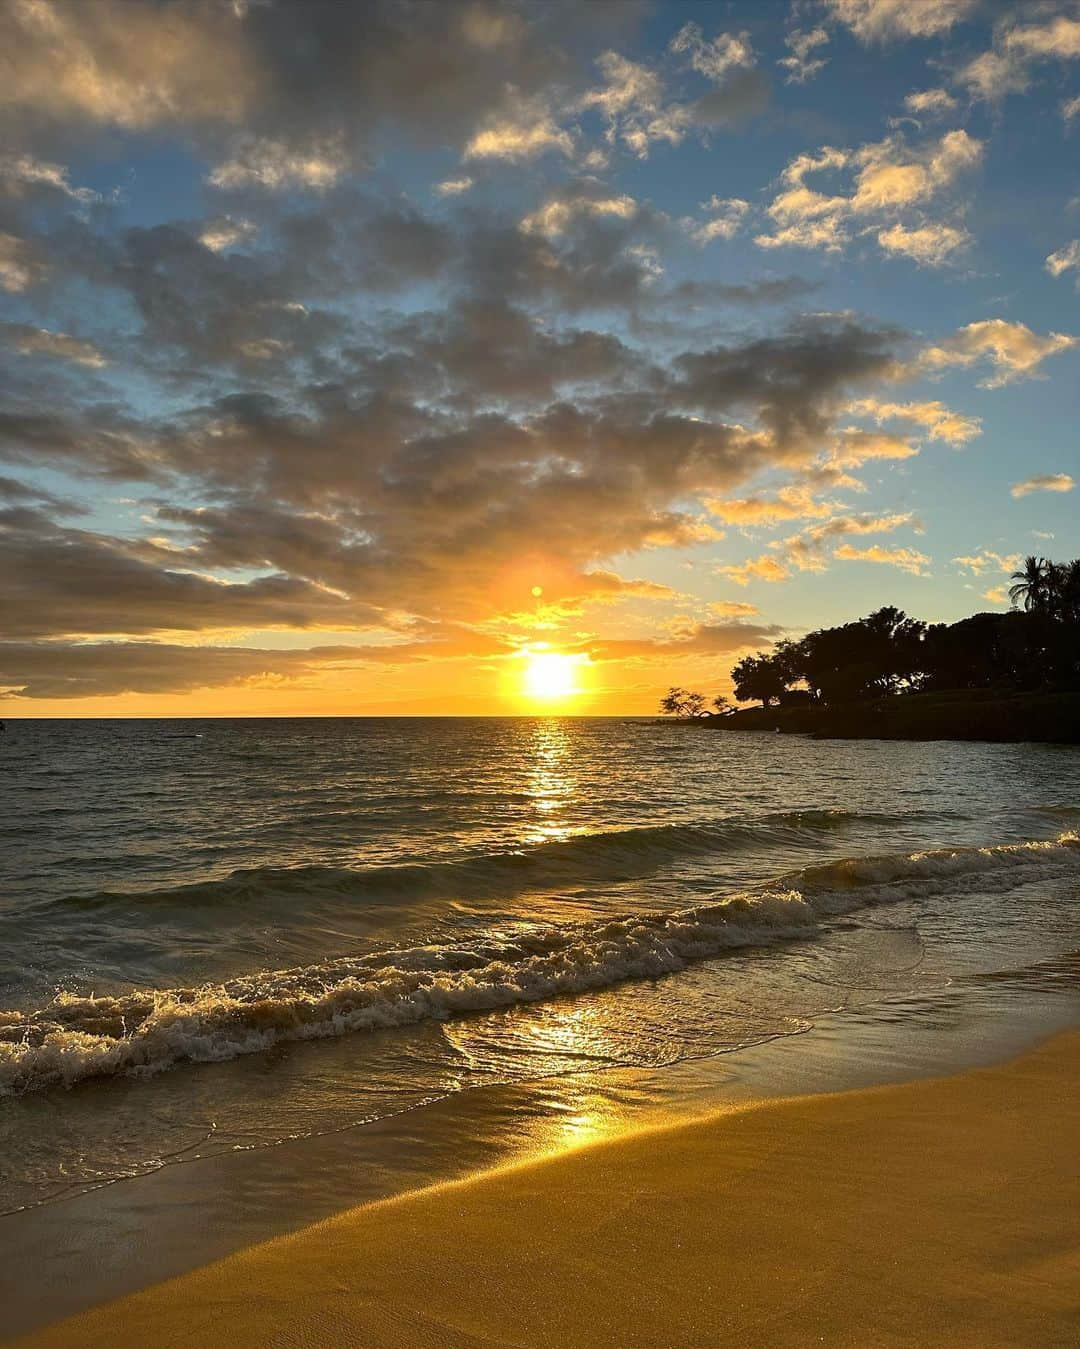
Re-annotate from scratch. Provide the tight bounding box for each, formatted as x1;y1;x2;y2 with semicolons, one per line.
20;1032;1080;1347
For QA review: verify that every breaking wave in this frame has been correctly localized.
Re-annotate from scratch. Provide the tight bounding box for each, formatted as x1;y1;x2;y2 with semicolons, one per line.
2;833;1076;1096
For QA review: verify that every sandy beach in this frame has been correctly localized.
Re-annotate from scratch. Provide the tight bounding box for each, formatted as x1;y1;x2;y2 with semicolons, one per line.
18;1029;1080;1349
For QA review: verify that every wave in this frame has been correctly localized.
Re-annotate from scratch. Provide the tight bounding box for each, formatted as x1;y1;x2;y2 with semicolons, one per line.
2;832;1076;1097
44;808;958;913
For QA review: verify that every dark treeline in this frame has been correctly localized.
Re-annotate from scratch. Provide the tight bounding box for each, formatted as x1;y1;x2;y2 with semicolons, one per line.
661;556;1080;718
733;556;1080;708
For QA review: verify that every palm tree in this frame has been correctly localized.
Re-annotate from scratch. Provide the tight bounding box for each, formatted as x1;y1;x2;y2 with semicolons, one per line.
1008;556;1049;613
1059;559;1080;624
1045;561;1068;620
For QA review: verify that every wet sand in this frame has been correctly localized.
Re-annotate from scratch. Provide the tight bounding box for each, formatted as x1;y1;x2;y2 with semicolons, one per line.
18;1029;1080;1348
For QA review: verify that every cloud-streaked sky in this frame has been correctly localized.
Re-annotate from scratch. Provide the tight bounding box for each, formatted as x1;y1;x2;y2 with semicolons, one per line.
0;0;1077;715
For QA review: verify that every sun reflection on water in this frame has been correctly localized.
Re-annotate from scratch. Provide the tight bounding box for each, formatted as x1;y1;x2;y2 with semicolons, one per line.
523;718;580;843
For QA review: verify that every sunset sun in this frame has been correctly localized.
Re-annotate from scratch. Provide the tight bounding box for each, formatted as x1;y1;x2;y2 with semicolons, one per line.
522;651;584;701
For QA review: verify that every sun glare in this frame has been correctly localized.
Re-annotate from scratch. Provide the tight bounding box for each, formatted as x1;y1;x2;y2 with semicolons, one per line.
522;651;584;701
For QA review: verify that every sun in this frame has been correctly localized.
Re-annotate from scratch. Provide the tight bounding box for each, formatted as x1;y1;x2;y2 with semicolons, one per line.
522;650;584;701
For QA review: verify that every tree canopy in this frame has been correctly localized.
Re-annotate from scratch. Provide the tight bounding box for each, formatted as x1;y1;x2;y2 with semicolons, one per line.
698;557;1080;714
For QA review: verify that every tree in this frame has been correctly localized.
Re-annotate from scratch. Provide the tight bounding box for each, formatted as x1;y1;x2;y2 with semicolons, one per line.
1009;556;1049;613
1060;560;1080;625
683;691;709;718
710;560;1080;716
659;686;690;717
712;694;733;715
659;687;711;718
731;653;788;707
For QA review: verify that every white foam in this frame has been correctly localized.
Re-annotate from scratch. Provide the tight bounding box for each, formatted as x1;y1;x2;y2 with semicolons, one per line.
2;832;1076;1096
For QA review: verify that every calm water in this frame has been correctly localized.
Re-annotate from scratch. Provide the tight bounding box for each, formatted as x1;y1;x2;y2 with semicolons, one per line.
1;717;1079;1217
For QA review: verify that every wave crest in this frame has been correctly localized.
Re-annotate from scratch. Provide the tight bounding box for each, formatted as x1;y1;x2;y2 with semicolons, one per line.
46;808;954;912
2;832;1076;1096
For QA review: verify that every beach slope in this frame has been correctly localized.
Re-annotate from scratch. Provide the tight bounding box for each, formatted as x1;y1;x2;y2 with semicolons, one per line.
19;1033;1080;1348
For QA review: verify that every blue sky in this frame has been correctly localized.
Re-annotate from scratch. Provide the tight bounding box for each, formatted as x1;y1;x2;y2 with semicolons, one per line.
0;0;1077;713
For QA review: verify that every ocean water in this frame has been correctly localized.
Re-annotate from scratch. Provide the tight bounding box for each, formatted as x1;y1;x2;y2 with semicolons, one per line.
2;717;1080;1222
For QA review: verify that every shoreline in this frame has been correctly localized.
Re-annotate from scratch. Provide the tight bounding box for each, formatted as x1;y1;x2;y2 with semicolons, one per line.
682;690;1080;743
17;1027;1080;1348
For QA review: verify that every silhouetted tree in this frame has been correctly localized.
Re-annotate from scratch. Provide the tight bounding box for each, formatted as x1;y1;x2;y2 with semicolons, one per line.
731;653;787;707
1009;556;1049;613
660;686;689;716
660;687;711;718
719;560;1080;709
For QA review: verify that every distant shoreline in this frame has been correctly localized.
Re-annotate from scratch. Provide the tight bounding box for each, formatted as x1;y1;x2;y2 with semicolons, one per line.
676;690;1080;744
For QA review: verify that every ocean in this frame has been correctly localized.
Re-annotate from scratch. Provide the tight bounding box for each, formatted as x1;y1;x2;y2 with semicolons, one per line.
2;717;1080;1298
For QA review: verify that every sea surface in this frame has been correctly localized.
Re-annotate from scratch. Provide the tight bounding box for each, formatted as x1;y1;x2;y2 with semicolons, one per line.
2;717;1080;1229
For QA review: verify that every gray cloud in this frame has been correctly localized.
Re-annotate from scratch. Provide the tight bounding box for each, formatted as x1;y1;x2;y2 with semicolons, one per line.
0;312;909;647
0;505;389;639
0;2;925;702
0;0;631;167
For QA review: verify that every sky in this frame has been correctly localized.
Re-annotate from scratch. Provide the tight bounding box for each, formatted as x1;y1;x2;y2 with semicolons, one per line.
0;0;1077;717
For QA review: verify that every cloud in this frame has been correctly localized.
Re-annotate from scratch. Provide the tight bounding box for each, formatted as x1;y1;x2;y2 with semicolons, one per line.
198;217;258;252
1;306;910;646
0;473;83;514
827;428;921;467
0;153;98;203
670;316;903;451
773;511;920;573
706;485;842;526
3;324;105;367
0;640;380;701
0;232;46;291
669;24;756;81
0;0;617;185
464;106;575;162
664;276;821;307
959;13;1080;102
1010;473;1075;498
779;28;830;84
952;549;1020;575
845;397;981;445
756;129;981;262
1064;95;1080;121
0;504;392;640
7;2;1051;707
581;50;703;157
851;129;981;211
580;36;767;159
903;88;959;117
1002;14;1080;60
877;220;970;265
208;136;348;190
714;554;791;586
755;217;848;253
436;176;474;197
833;543;931;574
1046;240;1080;280
580;619;781;664
520;182;638;237
0;0;256;131
825;0;979;42
684;196;750;244
916;319;1077;387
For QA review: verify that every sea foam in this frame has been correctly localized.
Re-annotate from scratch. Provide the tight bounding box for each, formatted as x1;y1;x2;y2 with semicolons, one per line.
2;833;1076;1096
